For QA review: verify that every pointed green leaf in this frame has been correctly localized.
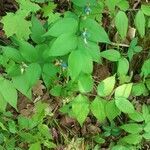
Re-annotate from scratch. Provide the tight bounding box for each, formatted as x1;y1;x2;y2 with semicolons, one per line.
44;18;78;37
49;33;77;56
121;123;143;134
0;77;17;109
135;10;145;38
100;49;121;62
115;11;128;39
115;83;133;98
97;76;115;97
72;94;89;126
78;74;94;93
115;97;135;114
91;97;106;122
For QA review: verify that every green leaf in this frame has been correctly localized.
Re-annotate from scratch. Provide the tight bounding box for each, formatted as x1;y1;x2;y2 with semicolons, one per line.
144;122;150;132
17;0;40;15
100;49;121;62
142;104;150;123
115;11;128;39
135;10;145;38
42;63;59;88
128;111;144;122
146;79;150;90
3;47;24;63
105;100;120;121
0;94;7;112
29;142;41;150
50;85;62;96
8;120;17;134
25;63;41;88
38;124;52;139
12;75;32;99
0;122;8;131
49;33;77;56
97;75;115;97
68;50;83;80
141;5;150;16
112;145;128;150
44;18;78;37
31;15;46;44
121;123;143;134
80;18;110;43
141;59;150;78
117;0;129;11
0;77;17;110
115;97;135;113
131;83;148;96
18;40;38;62
115;83;133;98
72;0;96;7
120;134;142;145
81;51;93;74
143;133;150;140
90;97;106;122
1;13;31;40
78;74;93;93
117;57;129;76
72;94;89;126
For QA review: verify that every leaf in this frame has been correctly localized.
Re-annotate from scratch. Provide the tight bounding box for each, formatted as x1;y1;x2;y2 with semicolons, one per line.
17;0;40;15
115;11;128;39
115;83;133;98
131;83;148;96
12;75;32;99
29;142;41;150
3;47;24;63
49;33;77;56
97;76;115;97
42;63;59;88
90;97;106;122
80;18;110;43
141;59;150;78
105;100;120;121
117;0;129;11
141;5;150;16
38;124;52;139
121;123;143;134
1;13;31;40
72;94;89;126
146;79;150;90
31;15;46;44
112;145;128;150
117;57;129;76
78;74;93;93
50;85;62;96
25;63;41;88
100;49;121;62
81;51;93;74
143;133;150;140
8;120;17;134
72;0;96;7
68;50;83;80
115;98;135;114
144;122;150;132
0;77;17;109
120;134;142;145
0;94;7;112
44;18;78;37
135;10;145;38
128;111;144;122
18;40;38;62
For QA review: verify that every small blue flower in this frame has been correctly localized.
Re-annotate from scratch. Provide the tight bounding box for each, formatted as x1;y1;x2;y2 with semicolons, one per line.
84;6;91;15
